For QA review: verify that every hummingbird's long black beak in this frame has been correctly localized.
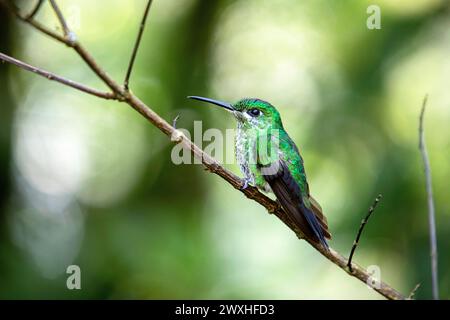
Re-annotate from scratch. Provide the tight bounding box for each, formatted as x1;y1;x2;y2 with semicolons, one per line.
187;96;235;111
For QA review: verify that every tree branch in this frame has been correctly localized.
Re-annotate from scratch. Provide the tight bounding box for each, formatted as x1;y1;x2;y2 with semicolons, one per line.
3;0;123;94
25;0;45;21
347;194;382;272
124;0;153;91
48;0;73;41
5;1;66;43
0;52;117;100
0;1;407;300
419;95;439;300
407;283;421;300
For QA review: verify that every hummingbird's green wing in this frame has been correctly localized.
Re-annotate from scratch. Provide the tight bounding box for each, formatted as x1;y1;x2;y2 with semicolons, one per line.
261;160;329;249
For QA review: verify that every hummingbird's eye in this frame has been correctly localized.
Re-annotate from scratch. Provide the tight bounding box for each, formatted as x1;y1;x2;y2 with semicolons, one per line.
248;108;261;117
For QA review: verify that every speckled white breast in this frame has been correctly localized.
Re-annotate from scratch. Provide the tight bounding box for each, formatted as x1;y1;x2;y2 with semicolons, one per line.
235;124;255;184
235;124;272;193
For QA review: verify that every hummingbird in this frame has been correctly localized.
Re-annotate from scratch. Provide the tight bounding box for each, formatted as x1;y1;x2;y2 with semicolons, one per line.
188;96;331;250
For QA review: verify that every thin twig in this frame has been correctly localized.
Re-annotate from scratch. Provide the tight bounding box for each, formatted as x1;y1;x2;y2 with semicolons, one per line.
72;43;125;95
25;0;45;21
0;52;117;100
124;0;153;91
419;95;439;300
48;0;74;41
6;1;67;43
407;283;421;300
347;194;382;273
0;2;407;300
23;16;67;43
3;0;120;93
172;114;180;128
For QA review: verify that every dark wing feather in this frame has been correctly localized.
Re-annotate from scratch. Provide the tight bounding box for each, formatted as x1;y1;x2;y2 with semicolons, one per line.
309;196;331;239
261;160;329;250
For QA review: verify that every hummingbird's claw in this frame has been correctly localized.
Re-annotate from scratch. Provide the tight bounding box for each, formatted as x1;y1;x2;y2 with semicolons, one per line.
240;178;252;190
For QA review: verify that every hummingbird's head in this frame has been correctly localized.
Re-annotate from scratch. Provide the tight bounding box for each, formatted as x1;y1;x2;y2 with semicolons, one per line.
188;96;282;130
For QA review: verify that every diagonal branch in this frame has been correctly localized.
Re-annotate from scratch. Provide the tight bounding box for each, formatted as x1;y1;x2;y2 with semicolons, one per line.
124;0;153;91
347;194;382;272
48;0;73;41
419;95;439;300
0;1;407;300
0;52;117;100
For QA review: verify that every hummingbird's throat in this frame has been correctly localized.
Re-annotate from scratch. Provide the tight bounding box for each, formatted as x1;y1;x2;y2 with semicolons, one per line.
233;111;247;122
234;111;268;130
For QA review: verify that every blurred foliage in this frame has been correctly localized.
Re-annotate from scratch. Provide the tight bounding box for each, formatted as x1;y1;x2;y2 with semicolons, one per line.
0;0;449;299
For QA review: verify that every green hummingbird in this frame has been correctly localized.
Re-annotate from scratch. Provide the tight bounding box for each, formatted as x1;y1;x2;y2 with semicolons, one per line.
188;96;331;249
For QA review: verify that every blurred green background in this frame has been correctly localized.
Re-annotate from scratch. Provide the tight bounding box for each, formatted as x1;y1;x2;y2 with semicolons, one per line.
0;0;449;299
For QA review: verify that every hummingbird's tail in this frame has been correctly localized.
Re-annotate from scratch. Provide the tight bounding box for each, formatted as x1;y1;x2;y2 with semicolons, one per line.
262;161;330;251
298;202;330;251
309;196;332;240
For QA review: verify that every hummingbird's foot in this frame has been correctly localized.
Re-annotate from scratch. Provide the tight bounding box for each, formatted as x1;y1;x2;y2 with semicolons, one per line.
240;178;252;190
